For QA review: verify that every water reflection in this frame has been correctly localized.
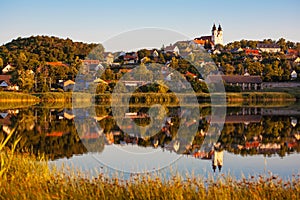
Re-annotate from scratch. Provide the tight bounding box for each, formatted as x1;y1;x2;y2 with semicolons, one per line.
0;105;299;176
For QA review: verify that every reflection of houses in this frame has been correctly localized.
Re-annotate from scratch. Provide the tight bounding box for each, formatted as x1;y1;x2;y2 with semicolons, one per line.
209;75;263;90
0;111;13;134
46;131;65;137
212;144;223;172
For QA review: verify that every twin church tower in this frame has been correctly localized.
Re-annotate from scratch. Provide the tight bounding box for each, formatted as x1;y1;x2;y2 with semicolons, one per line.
211;24;223;46
194;23;223;47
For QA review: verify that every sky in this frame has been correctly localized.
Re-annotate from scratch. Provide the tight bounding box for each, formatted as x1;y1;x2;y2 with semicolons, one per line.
1;0;300;50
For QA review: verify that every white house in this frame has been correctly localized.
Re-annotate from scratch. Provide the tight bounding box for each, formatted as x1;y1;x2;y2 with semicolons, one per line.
2;64;13;74
294;57;300;63
164;45;180;55
257;43;281;53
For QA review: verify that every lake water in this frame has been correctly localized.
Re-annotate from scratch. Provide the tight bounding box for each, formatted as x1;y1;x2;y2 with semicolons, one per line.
1;104;299;180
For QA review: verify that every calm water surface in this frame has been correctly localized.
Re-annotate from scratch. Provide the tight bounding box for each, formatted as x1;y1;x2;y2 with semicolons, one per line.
1;104;299;179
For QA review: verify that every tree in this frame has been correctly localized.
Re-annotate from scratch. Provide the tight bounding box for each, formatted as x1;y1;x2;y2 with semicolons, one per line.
0;57;3;69
87;44;104;60
276;38;287;52
224;63;235;74
18;70;35;92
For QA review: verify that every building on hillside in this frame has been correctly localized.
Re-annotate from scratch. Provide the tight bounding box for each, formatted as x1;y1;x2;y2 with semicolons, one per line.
2;64;14;74
163;45;180;55
194;24;223;49
0;75;19;91
294;57;300;64
231;47;244;53
46;62;69;67
257;43;281;53
244;48;260;56
122;52;138;64
208;75;263;90
103;52;114;65
81;59;103;73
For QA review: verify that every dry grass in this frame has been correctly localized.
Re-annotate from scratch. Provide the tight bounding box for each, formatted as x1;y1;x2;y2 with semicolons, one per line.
0;151;299;199
0;129;299;199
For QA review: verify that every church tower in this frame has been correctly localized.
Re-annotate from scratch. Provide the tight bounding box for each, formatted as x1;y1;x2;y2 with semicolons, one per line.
212;24;223;46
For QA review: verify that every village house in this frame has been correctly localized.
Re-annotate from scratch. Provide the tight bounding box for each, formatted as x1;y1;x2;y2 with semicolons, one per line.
244;48;260;56
123;52;138;64
2;64;14;74
164;45;180;55
103;52;114;65
294;57;300;64
231;47;244;53
208;74;263;90
0;75;19;91
46;61;69;67
257;43;281;53
285;49;299;59
80;59;103;73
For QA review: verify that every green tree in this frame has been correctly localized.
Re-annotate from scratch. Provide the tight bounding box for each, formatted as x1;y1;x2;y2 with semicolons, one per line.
18;70;35;92
0;57;3;69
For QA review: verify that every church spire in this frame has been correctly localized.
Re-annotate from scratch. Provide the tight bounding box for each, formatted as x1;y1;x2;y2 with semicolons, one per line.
212;23;216;31
218;24;222;31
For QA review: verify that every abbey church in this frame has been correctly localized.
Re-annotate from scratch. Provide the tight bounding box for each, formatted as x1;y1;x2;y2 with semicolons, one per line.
194;24;223;48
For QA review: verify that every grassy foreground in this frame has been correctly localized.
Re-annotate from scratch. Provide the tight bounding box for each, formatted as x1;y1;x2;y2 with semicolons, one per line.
0;150;299;199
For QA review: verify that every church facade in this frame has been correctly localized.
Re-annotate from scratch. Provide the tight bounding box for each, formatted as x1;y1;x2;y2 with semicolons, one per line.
194;24;223;48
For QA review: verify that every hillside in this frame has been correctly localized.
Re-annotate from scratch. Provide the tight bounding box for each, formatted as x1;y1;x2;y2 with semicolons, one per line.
0;35;102;69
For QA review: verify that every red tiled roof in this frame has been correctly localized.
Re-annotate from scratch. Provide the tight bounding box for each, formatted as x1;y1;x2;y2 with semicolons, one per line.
46;132;64;137
81;60;100;65
244;49;260;55
0;75;12;85
186;71;197;78
46;62;68;67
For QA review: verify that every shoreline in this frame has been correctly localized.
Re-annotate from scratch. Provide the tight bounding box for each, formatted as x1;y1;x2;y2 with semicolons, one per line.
0;91;297;104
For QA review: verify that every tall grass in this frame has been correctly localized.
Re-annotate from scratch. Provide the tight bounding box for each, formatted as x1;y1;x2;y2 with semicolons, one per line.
0;152;299;200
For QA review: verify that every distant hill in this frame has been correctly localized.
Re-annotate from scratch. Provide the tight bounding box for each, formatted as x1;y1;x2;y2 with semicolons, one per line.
0;35;103;68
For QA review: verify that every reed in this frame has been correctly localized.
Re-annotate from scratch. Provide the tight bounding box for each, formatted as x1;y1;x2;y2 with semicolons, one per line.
0;146;299;199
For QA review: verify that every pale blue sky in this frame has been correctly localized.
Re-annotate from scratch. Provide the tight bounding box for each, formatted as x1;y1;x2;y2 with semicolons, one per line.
1;0;299;47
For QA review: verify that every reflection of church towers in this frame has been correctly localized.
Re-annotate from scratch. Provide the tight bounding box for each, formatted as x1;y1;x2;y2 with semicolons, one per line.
212;24;223;46
212;142;224;172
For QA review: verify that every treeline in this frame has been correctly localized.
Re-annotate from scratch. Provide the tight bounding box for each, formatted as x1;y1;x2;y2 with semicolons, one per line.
0;35;103;91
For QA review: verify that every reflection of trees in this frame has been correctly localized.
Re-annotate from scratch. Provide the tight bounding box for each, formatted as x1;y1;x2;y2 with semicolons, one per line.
1;106;300;160
0;108;87;160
